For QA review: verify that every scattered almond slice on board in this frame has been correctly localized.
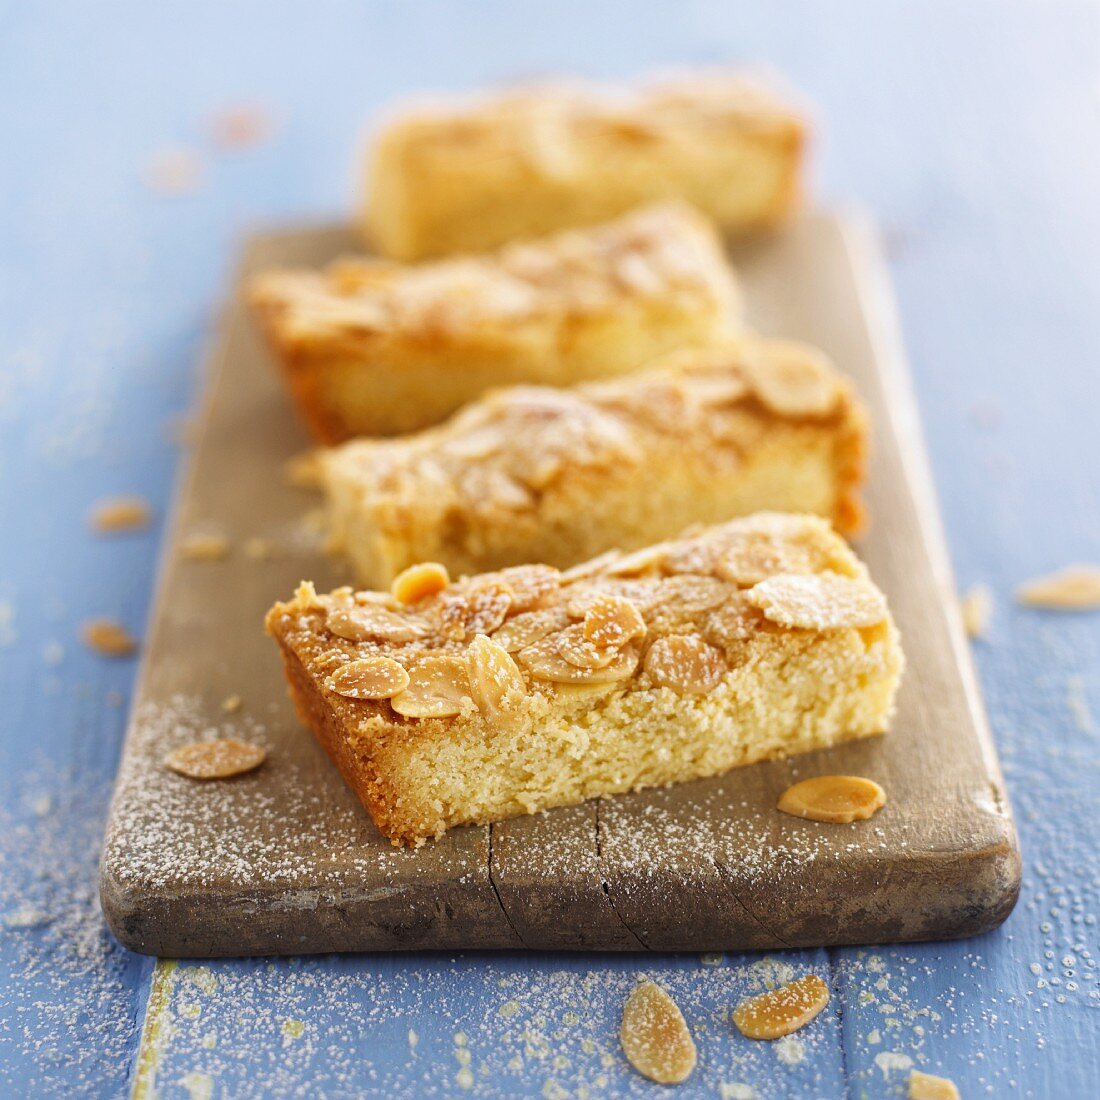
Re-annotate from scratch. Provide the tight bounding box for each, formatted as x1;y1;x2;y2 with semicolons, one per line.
90;496;152;533
620;980;697;1084
732;974;830;1040
1016;565;1100;609
777;775;886;823
181;533;231;560
908;1069;961;1100
166;739;267;779
81;619;138;657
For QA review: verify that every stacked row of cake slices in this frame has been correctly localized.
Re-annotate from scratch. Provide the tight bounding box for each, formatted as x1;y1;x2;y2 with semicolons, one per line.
252;69;904;846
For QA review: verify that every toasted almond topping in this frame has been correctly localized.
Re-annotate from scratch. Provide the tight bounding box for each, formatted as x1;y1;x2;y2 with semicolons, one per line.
559;550;622;583
467;635;525;719
391;654;473;718
392;562;450;605
221;694;242;713
742;342;842;418
644;633;725;694
657;574;730;613
326;604;427;643
326;656;411;700
554;624;618;669
583;595;646;649
181;533;230;561
777;775;886;823
518;636;640;684
489;607;570;652
960;583;993;638
81;619;137;657
440;580;513;639
165;739;266;779
605;544;668;577
704;593;762;647
494;564;561;611
620;980;696;1085
732;974;830;1040
90;496;152;533
908;1070;960;1100
747;571;887;630
1016;565;1100;610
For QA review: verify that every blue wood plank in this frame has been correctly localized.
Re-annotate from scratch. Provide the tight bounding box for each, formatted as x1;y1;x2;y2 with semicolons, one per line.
0;1;1097;1096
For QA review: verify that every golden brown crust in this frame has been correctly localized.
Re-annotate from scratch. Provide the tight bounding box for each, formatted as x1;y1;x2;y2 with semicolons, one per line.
321;335;870;585
363;70;808;259
266;516;903;845
249;203;741;441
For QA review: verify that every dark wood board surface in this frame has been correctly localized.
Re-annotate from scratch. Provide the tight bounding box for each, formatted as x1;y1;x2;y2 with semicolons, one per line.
99;211;1020;957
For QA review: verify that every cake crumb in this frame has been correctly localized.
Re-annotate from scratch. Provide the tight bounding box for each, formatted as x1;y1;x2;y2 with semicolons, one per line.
243;537;276;561
90;495;152;533
960;582;992;637
145;147;205;195
182;533;230;561
81;619;137;657
619;980;696;1084
221;694;243;714
285;450;324;489
908;1069;960;1100
1016;565;1100;609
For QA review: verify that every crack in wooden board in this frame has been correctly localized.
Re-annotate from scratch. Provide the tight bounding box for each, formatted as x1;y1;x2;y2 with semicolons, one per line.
98;211;1021;956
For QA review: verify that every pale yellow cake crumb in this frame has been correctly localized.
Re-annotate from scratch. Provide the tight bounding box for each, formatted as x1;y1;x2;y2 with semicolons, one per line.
181;534;230;561
960;583;992;637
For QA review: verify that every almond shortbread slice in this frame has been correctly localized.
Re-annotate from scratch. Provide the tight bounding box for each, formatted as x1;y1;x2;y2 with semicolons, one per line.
265;515;903;846
249;203;740;441
322;335;867;587
362;69;805;260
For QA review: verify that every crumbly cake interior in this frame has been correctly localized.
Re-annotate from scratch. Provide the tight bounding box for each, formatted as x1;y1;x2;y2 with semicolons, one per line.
266;515;903;845
249;202;741;440
366;71;805;259
322;338;867;585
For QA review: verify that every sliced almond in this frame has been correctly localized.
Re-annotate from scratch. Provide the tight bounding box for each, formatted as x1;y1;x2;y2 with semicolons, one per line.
704;593;763;648
325;656;410;700
490;607;570;652
620;980;696;1085
1016;565;1100;610
81;619;137;657
467;635;525;720
555;624;618;670
165;739;266;780
742;342;842;418
732;974;830;1040
960;583;992;638
326;604;427;644
644;634;725;694
181;533;230;561
657;574;730;614
777;775;886;824
391;655;473;718
392;562;450;605
747;572;887;631
90;496;152;533
582;595;646;650
518;636;640;684
439;580;513;639
908;1070;961;1100
494;564;561;612
605;544;668;577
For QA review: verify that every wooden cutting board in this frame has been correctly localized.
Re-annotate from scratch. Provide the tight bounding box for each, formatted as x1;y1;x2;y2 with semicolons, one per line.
100;211;1020;957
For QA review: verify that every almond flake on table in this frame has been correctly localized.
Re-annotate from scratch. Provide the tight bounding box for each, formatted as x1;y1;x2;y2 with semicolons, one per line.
90;496;152;534
960;582;992;637
81;619;138;657
619;980;696;1084
1016;565;1100;609
732;974;830;1039
908;1069;960;1100
165;739;266;779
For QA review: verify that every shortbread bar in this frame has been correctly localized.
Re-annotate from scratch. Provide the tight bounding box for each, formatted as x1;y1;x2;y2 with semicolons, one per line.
322;336;868;587
266;514;904;846
363;71;806;260
249;203;741;442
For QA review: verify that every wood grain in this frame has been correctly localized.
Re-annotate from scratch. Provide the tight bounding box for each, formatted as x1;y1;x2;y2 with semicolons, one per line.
98;212;1020;957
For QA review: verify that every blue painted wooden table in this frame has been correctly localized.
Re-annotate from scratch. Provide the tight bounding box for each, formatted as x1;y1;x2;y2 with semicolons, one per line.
1;2;1097;1095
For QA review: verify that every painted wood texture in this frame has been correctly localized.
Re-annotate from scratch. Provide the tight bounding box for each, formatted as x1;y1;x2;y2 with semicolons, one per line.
100;213;1020;958
1;2;1098;1096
